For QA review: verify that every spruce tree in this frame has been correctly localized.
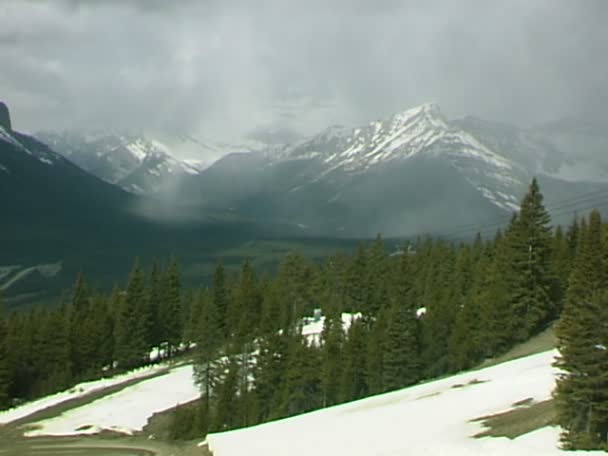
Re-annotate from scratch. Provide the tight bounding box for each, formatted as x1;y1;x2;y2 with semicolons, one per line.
554;209;608;449
509;178;555;339
253;282;288;422
279;333;321;417
145;261;164;348
212;262;229;341
320;307;344;406
383;298;420;391
39;308;72;395
339;318;368;402
163;259;183;356
68;273;91;378
193;289;221;426
115;261;147;369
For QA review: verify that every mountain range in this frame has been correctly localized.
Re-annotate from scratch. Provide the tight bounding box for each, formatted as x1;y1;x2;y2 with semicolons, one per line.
0;102;305;307
175;103;608;237
2;100;607;305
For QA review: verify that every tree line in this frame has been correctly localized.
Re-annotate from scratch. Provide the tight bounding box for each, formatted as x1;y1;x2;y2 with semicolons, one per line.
0;178;606;450
0;259;183;405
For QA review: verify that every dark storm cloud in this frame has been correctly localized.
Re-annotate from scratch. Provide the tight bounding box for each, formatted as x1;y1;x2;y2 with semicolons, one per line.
2;0;607;154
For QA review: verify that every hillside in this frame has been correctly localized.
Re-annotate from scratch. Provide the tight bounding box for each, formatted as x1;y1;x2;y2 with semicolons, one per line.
1;348;602;456
205;350;601;456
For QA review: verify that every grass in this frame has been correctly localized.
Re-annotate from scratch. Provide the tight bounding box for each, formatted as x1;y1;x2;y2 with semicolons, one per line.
476;326;556;370
472;399;556;439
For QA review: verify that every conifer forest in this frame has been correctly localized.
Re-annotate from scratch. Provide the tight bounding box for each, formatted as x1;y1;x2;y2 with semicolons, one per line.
0;179;606;450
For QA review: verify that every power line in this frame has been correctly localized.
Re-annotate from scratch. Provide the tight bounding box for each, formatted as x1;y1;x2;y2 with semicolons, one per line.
441;189;608;240
443;187;608;237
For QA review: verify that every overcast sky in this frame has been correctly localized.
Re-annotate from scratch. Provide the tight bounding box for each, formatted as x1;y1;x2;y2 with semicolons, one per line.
1;0;607;148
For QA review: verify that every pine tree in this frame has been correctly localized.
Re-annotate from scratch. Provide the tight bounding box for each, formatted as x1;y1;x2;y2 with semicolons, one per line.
163;259;183;356
115;261;147;369
365;308;388;394
68;273;91;378
212;357;240;431
554;210;608;449
193;289;222;427
252;282;288;422
347;245;369;316
146;261;164;348
320;306;344;406
339;318;368;402
383;298;420;391
38;307;72;395
478;236;517;357
212;262;229;341
278;333;321;417
509;178;555;340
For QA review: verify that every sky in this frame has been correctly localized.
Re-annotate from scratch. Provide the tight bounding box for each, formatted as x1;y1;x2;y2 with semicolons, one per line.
1;0;607;156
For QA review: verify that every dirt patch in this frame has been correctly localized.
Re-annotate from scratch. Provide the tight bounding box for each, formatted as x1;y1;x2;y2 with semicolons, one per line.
451;378;489;389
472;398;555;439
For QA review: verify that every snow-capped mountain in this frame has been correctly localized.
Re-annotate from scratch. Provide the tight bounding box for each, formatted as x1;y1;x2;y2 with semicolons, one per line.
36;131;204;194
281;103;526;212
180;103;608;237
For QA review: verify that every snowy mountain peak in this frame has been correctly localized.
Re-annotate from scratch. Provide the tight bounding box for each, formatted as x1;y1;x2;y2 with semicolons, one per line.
35;130;203;193
249;102;524;215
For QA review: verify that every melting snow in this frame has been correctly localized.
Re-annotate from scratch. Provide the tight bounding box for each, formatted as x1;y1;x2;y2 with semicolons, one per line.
0;365;168;426
206;350;603;456
24;365;200;436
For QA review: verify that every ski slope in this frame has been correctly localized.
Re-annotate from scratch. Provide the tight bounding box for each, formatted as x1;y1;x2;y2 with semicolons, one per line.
206;350;604;456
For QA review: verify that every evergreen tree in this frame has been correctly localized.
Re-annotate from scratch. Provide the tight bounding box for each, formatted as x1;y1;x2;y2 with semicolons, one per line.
320;306;344;406
68;273;91;378
279;333;321;417
193;289;221;427
339;318;368;402
38;308;72;395
478;236;516;357
212;262;229;341
365;308;388;394
146;261;164;347
252;282;288;422
212;358;240;431
347;245;368;315
554;210;608;450
509;178;555;339
163;259;183;356
383;298;420;391
115;261;147;369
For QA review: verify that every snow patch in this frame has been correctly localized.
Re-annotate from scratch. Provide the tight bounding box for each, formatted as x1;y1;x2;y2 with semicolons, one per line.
207;350;601;456
24;365;200;436
0;364;168;425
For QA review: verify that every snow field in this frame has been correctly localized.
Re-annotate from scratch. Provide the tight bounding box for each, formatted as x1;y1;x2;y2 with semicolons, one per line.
0;363;167;425
206;350;604;456
24;365;200;436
